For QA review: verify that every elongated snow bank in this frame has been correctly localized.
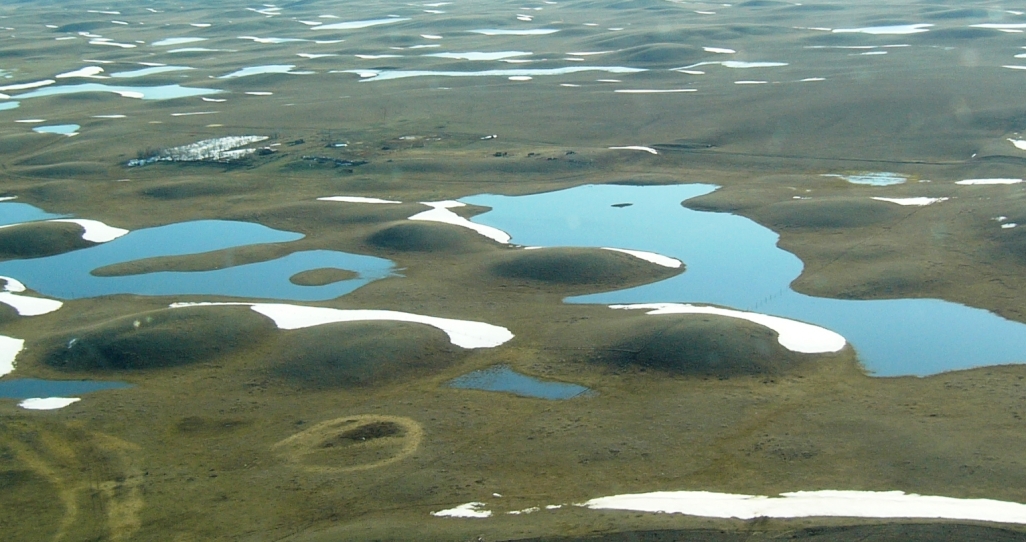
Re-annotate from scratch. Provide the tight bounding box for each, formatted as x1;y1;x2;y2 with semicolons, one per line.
956;178;1024;185
608;146;659;155
0;275;62;315
170;302;514;348
870;197;948;206
49;219;129;242
611;303;846;354
581;490;1026;524
318;196;402;204
601;247;682;268
0;335;25;377
0;217;128;243
432;502;492;518
18;397;81;410
409;201;511;244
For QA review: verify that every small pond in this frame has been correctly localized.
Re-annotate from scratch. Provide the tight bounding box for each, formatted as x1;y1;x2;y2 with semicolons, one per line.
448;365;591;399
461;184;1026;376
0;378;131;398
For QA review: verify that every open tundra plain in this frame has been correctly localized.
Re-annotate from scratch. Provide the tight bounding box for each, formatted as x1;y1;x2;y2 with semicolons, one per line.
5;0;1026;540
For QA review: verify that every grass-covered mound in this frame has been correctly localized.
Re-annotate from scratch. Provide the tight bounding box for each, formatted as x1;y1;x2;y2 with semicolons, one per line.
0;222;95;259
267;321;467;388
489;247;681;289
366;221;494;253
569;313;805;377
44;306;273;371
758;198;902;230
289;268;358;286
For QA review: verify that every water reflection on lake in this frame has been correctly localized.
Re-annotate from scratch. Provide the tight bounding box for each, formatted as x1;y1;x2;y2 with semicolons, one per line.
462;184;1026;376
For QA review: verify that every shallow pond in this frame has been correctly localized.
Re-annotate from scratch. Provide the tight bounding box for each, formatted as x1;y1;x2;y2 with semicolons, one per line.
0;378;131;399
0;204;395;301
461;184;1026;376
448;365;591;399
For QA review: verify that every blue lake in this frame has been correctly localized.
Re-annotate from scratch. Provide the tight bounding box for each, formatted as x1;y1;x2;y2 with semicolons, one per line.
0;378;131;399
0;202;65;226
0;204;395;301
461;184;1026;377
448;365;591;400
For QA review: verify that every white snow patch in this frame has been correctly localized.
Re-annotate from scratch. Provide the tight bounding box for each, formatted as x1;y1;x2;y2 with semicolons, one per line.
703;47;735;53
971;23;1026;29
601;248;682;268
152;37;207;47
0;80;54;91
426;51;530;61
615;89;696;93
313;18;410;30
409;201;512;244
832;24;932;34
169;303;514;349
56;66;105;78
581;490;1026;524
870;197;948;206
19;397;80;410
49;219;128;242
318;196;402;204
128;135;268;166
0;292;62;316
470;28;560;35
1002;223;1018;229
1008;139;1026;151
956;178;1024;185
611;303;846;354
508;507;540;515
0;335;24;377
609;146;658;154
432;502;492;518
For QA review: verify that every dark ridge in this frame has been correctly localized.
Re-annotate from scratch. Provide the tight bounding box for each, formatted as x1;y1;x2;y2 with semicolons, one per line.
757;199;902;229
915;27;998;40
924;8;995;19
141;181;243;200
44;306;272;371
175;416;251;437
993;225;1026;265
737;0;790;7
55;22;107;32
614;43;703;67
17;162;111;179
790;3;845;11
0;222;94;260
268;321;465;388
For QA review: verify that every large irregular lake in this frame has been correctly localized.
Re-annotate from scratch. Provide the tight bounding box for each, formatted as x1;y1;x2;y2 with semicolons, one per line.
462;184;1026;377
